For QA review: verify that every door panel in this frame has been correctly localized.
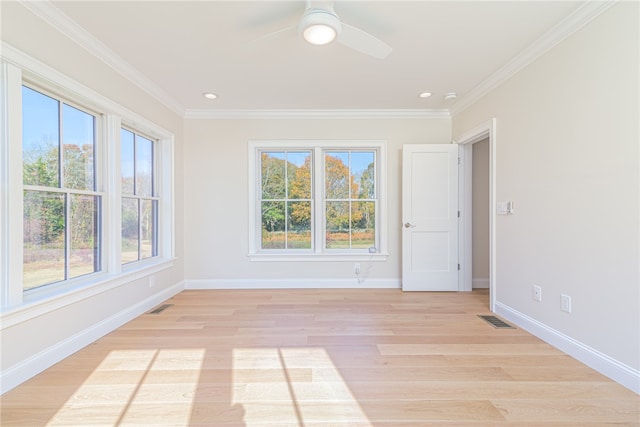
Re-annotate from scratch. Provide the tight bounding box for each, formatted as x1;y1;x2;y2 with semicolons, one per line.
402;144;459;291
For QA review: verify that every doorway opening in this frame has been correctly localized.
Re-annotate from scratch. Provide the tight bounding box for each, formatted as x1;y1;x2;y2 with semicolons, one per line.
456;119;496;311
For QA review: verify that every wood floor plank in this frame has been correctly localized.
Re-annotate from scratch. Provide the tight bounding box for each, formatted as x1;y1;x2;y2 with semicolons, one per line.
2;289;638;426
493;399;640;423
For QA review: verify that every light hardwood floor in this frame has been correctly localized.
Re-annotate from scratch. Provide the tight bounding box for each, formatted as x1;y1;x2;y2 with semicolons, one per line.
1;289;638;426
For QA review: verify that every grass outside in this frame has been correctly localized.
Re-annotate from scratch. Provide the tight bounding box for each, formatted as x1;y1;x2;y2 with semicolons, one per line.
23;239;153;290
23;257;95;290
262;230;374;249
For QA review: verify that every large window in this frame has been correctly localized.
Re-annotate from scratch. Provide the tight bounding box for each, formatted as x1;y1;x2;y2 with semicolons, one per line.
22;85;100;290
0;56;174;311
250;141;387;258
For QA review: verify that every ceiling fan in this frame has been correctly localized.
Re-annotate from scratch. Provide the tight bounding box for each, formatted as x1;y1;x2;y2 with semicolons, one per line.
256;1;392;59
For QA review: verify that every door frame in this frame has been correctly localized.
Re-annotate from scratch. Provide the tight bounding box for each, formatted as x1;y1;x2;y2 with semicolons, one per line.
455;119;496;311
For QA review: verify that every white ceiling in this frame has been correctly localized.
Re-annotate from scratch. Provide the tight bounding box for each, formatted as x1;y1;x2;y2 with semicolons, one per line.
45;0;586;115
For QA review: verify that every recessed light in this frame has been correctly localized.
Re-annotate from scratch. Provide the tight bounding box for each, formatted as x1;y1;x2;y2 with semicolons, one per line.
444;92;457;100
203;92;218;100
418;92;432;98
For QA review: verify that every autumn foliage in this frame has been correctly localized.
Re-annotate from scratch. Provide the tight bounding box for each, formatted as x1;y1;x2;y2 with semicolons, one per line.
260;151;376;250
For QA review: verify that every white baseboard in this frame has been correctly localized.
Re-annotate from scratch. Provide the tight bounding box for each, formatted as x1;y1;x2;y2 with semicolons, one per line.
185;278;401;290
472;277;489;288
495;301;640;394
0;281;184;394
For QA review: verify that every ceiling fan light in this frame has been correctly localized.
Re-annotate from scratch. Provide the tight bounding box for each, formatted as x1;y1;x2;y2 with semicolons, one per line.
299;8;342;46
303;24;337;45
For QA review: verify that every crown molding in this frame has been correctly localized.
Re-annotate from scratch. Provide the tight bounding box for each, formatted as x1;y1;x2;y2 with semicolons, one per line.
18;0;615;120
18;0;186;117
184;109;450;120
450;0;618;117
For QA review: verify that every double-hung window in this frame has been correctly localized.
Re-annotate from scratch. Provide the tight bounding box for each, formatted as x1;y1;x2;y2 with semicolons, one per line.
22;85;101;290
121;128;158;264
249;140;387;259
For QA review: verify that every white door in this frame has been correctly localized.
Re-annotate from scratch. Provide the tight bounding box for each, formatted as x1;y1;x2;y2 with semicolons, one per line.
402;144;459;291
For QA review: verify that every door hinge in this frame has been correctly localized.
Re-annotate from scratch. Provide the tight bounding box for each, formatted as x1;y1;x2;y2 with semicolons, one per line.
458;263;461;271
458;157;461;165
457;210;461;218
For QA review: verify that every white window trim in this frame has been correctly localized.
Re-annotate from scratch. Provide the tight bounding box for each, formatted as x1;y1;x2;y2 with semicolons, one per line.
0;43;175;322
248;140;389;262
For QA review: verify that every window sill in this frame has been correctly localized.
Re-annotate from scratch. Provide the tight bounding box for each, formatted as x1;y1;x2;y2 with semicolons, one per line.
1;258;174;329
248;253;389;262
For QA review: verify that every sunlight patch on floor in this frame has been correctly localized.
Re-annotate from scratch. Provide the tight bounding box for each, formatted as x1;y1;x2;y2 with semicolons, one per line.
46;348;205;426
232;347;372;426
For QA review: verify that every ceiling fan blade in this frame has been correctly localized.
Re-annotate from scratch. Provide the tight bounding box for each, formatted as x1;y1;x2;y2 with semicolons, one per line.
246;25;296;48
338;22;391;59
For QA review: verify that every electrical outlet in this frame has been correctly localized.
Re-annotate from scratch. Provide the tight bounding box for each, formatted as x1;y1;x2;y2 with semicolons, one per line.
533;285;542;302
561;294;572;313
354;263;361;275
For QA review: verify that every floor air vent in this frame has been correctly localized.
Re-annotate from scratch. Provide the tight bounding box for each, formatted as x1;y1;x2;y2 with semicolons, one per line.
478;315;515;329
149;304;172;314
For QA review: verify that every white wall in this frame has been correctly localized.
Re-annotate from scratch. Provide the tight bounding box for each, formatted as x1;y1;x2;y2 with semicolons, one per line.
184;118;450;287
0;3;185;390
453;2;639;387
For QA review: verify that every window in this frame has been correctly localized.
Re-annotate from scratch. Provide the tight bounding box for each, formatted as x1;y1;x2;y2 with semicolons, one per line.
121;128;158;264
325;150;376;250
250;141;387;259
22;85;100;290
0;55;174;312
260;151;312;250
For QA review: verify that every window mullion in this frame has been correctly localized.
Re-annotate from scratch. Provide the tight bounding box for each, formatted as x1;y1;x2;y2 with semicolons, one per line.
136;198;141;261
348;200;353;250
132;134;137;196
284;152;288;249
64;192;70;280
347;151;352;250
22;185;101;197
314;147;323;254
105;115;121;273
58;101;64;189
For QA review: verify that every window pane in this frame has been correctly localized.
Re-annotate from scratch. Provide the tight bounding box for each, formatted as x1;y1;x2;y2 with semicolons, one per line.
288;201;311;249
121;198;139;264
121;129;135;195
325;152;349;199
23;191;65;289
326;201;350;249
261;152;286;199
287;152;311;199
261;201;285;249
22;86;60;187
351;201;375;249
63;104;95;190
136;135;154;197
351;152;375;199
69;194;99;278
140;199;156;259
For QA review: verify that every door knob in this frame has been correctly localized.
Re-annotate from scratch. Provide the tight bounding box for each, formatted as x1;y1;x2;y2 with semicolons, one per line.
404;222;416;228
